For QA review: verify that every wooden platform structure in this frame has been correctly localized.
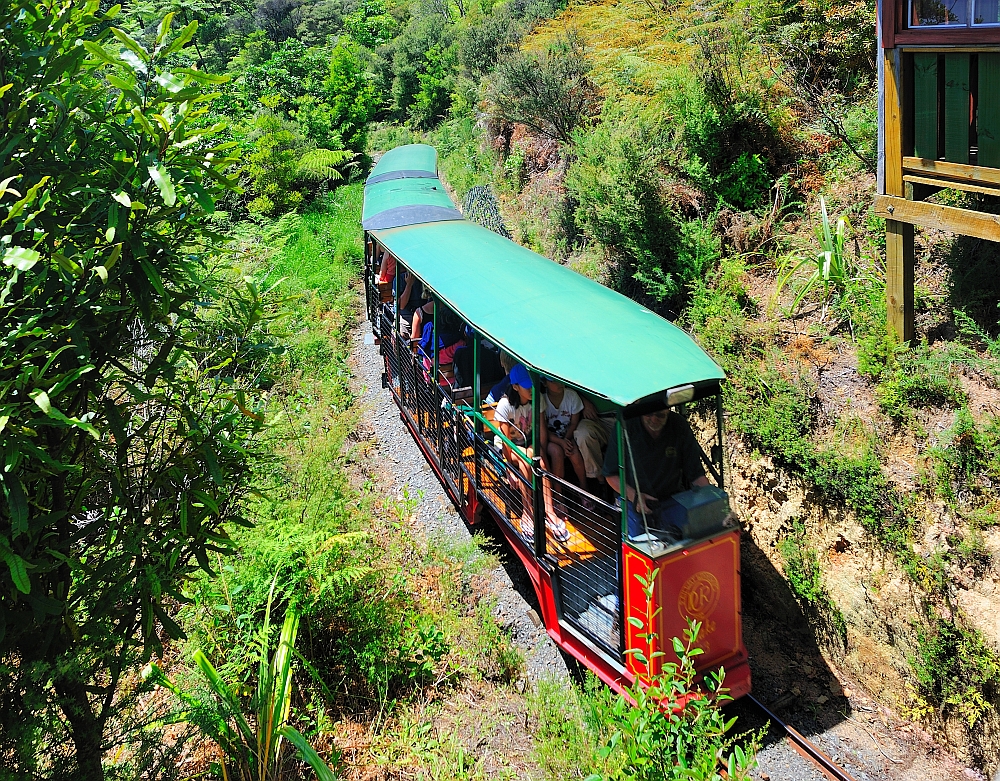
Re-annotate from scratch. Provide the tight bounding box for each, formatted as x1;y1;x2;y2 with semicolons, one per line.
878;0;1000;341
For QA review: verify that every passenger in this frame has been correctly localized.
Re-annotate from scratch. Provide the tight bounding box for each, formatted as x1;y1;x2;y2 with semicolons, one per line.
377;249;396;285
396;269;423;336
494;365;570;544
486;352;518;403
542;378;587;489
419;307;464;374
453;334;504;390
574;397;615;491
410;298;433;342
601;408;709;539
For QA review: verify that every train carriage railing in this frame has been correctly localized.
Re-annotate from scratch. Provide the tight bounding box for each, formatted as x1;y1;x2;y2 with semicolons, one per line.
374;303;626;656
361;143;750;700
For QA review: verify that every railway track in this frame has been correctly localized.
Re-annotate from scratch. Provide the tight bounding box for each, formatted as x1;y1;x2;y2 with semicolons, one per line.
740;695;859;781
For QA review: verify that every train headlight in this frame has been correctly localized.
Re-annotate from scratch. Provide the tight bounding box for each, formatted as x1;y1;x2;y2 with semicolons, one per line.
665;384;695;407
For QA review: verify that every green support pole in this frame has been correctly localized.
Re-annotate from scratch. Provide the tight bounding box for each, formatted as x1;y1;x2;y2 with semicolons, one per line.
532;373;545;558
433;299;442;456
393;266;401;401
616;411;628;542
715;395;725;491
472;332;481;494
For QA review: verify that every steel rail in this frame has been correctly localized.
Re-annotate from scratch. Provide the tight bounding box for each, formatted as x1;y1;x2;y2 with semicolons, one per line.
747;695;858;781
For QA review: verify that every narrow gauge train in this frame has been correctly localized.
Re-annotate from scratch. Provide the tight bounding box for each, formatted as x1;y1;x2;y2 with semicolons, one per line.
362;144;751;699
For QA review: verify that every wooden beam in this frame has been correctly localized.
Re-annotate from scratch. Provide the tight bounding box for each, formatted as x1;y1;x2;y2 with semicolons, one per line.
895;28;1000;45
875;195;1000;241
886;219;914;343
885;49;904;197
903;174;1000;197
902;156;1000;185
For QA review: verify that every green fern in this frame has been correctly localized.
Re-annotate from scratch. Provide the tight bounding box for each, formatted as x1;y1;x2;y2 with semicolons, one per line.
295;148;358;182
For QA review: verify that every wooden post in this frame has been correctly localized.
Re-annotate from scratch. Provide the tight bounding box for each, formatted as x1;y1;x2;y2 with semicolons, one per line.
886;219;915;343
883;46;915;343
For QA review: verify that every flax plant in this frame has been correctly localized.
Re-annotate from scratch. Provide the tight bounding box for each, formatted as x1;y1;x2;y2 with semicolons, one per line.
773;196;854;318
145;580;338;780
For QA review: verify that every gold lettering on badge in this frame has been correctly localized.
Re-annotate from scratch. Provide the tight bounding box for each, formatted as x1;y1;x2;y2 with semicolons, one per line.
678;571;721;623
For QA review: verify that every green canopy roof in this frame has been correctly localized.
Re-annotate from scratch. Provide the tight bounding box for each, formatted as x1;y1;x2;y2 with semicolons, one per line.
361;178;463;230
366;143;439;185
371;219;724;407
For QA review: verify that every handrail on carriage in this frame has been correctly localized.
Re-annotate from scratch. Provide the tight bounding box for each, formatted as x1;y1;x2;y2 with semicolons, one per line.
454;404;533;468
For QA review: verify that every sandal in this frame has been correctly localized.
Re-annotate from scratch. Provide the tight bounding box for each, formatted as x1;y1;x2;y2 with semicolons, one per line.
547;519;571;543
519;515;535;545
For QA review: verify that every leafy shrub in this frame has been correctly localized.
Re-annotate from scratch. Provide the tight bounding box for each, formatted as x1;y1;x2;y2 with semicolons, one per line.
778;520;848;639
778;520;826;605
147;594;339;781
459;9;522;75
928;408;1000;503
490;32;599;143
606;568;759;781
410;43;459;128
244;113;355;216
875;343;966;422
912;615;1000;729
717;152;770;210
382;15;458;121
773;197;854;316
344;0;399;48
0;9;269;777
566;105;686;303
528;676;621;780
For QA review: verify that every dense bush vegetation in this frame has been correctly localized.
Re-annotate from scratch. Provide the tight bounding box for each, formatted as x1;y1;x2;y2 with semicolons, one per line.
12;0;1000;772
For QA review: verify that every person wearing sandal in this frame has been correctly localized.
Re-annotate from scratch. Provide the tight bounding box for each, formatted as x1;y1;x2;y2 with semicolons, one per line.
494;365;571;545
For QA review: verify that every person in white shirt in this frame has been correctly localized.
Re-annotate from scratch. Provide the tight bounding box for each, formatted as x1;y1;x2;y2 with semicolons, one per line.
494;365;570;545
543;378;587;487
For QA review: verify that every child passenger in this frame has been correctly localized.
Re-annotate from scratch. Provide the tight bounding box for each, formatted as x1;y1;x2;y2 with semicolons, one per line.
494;365;570;545
543;378;587;488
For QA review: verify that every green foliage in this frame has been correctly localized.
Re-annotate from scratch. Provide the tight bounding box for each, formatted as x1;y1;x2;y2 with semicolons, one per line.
774;197;855;315
244;113;356;216
345;0;399;49
601;569;758;781
566;105;683;303
411;43;460;128
0;6;267;776
490;32;599;143
146;590;339;780
431;115;495;200
528;676;621;780
717;152;770;210
684;255;757;361
875;342;967;422
912;615;1000;729
321;39;382;151
927;407;1000;504
382;16;459;122
778;521;826;605
778;520;847;640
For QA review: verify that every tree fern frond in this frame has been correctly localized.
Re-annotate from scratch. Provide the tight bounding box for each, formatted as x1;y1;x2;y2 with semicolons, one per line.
295;149;358;182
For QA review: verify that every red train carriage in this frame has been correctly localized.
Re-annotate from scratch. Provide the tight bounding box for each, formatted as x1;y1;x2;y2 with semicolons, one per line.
362;144;751;699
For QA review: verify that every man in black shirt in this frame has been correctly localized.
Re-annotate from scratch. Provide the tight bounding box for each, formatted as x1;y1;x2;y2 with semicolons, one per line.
602;409;708;538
